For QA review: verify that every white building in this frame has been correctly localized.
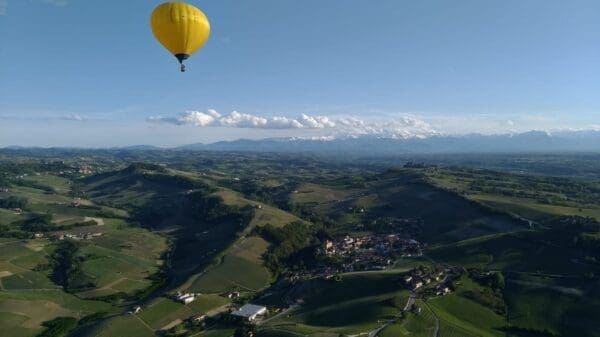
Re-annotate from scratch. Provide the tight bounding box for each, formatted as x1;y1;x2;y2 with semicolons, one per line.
231;304;268;321
176;293;196;304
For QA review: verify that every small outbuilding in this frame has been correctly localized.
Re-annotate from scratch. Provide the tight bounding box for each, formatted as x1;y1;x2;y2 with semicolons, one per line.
231;304;267;322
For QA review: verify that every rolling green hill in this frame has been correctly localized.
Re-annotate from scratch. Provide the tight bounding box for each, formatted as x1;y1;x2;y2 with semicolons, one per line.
2;155;599;337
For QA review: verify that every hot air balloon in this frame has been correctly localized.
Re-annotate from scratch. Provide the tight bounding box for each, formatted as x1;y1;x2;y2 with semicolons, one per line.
150;2;211;72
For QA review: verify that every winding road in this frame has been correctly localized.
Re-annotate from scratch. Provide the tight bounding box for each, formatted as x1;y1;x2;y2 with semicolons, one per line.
368;292;417;337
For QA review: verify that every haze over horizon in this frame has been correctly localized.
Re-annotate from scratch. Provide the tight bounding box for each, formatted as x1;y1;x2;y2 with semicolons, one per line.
1;0;599;147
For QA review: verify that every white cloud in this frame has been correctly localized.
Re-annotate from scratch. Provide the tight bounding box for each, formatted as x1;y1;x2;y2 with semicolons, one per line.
59;114;85;121
148;110;439;139
299;114;336;128
149;110;317;130
180;110;220;126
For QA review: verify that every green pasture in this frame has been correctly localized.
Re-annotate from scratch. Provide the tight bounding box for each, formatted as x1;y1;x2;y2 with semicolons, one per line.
263;271;409;335
430;232;600;276
94;315;154;337
23;175;71;194
190;236;271;293
0;289;111;335
216;189;302;228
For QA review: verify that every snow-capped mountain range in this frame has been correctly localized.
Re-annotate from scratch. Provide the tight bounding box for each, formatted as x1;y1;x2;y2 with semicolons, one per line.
176;130;600;155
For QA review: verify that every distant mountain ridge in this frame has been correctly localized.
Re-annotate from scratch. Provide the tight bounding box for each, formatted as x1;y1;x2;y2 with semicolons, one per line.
177;130;600;155
2;130;599;155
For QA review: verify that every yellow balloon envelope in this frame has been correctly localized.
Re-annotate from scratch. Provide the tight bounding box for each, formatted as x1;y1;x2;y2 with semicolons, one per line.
150;2;211;72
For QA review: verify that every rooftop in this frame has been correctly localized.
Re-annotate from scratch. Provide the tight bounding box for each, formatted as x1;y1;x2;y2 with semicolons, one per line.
231;304;267;318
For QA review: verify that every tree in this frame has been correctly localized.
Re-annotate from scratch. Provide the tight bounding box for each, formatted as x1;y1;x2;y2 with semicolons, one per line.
490;272;505;290
233;324;256;337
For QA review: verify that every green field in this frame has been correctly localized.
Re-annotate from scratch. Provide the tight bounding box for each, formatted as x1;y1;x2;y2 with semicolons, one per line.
92;294;229;335
190;236;271;293
2;153;600;337
263;271;410;335
93;315;154;337
23;175;72;194
217;189;304;229
428;295;505;337
427;169;600;222
289;170;525;243
380;301;437;337
429;231;600;276
0;171;170;337
504;274;600;336
290;182;355;206
0;289;111;335
472;194;600;222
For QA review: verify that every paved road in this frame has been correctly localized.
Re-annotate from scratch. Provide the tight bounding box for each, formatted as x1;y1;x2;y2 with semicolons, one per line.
424;302;440;337
369;292;416;337
258;305;299;326
403;293;416;311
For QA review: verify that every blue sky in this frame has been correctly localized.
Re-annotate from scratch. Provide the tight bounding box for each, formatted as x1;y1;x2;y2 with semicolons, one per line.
0;0;599;147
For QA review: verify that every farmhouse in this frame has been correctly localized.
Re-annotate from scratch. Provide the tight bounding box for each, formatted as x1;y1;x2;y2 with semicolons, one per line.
231;304;268;321
224;291;240;299
436;286;451;296
175;292;196;304
128;305;142;315
192;314;207;323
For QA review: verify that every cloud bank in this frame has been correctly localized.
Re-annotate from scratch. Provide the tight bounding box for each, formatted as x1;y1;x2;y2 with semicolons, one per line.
148;110;438;138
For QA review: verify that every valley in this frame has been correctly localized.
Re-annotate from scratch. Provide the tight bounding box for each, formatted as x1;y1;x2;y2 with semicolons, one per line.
0;151;599;337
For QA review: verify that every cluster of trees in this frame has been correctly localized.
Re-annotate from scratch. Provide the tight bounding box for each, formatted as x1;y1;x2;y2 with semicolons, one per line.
0;196;27;209
546;216;600;254
469;269;505;291
188;193;235;223
0;174;10;187
465;270;506;315
233;324;256;337
48;240;94;291
0;161;69;176
230;177;297;211
36;312;109;337
124;162;213;190
14;179;56;193
257;221;318;275
0;209;100;238
459;169;600;207
19;213;54;233
0;212;55;238
36;317;77;337
124;162;168;173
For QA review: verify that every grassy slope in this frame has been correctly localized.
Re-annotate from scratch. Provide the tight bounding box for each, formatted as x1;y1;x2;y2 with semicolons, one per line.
190;236;271;293
189;187;307;294
262;271;410;335
427;169;600;337
380;300;437;337
427;169;600;222
290;170;525;243
216;189;303;229
0;174;168;336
